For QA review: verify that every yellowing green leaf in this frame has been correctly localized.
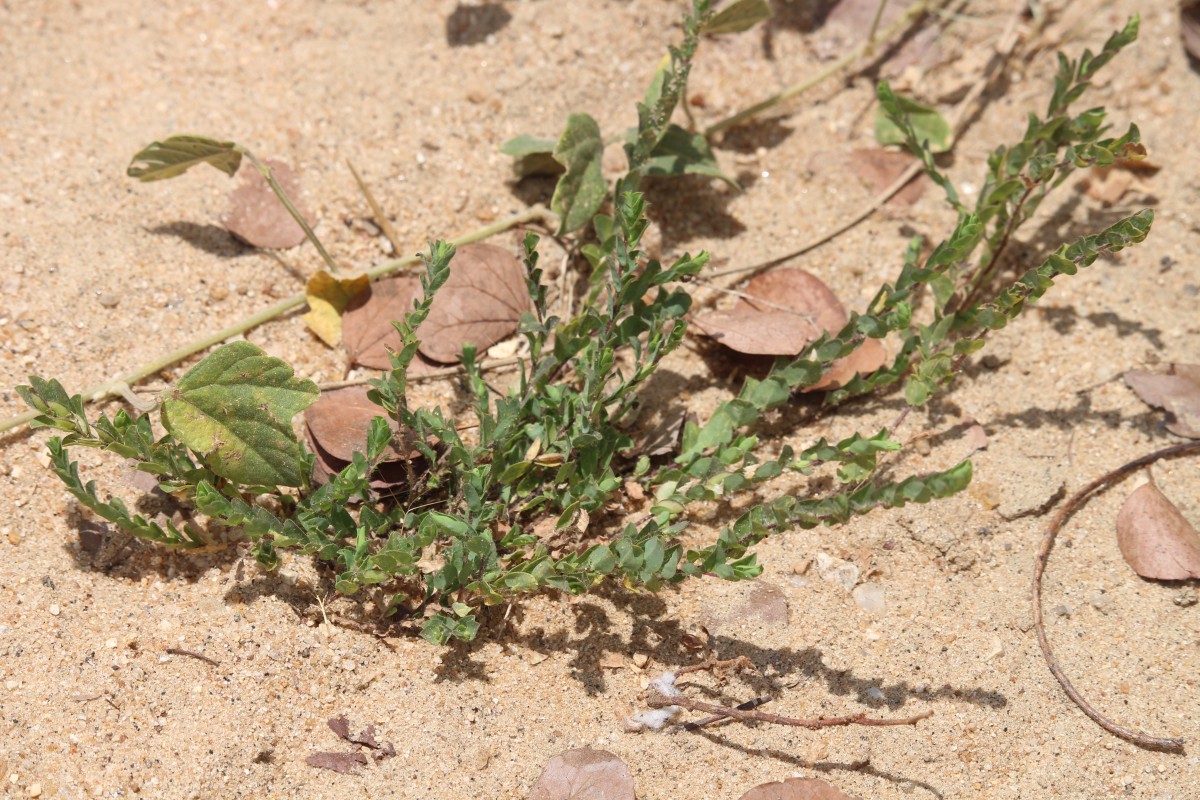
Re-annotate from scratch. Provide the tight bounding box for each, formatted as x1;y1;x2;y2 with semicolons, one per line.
127;135;243;181
303;270;370;348
161;342;318;487
703;0;772;35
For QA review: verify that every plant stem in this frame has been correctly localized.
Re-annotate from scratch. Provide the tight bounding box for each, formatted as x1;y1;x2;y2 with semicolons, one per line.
240;149;341;274
703;0;941;137
865;0;892;55
0;205;553;435
346;159;403;255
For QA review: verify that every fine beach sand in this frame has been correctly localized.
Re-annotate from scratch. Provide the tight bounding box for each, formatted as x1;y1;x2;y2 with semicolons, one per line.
1;2;1198;798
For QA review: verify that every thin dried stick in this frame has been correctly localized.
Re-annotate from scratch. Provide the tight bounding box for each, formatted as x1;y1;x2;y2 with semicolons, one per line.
165;647;221;667
649;690;932;730
1033;441;1200;751
347;159;403;255
705;3;1029;282
680;696;773;731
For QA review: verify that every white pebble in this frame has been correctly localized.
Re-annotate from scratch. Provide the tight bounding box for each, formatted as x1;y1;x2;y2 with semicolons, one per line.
48;604;60;616
852;583;886;613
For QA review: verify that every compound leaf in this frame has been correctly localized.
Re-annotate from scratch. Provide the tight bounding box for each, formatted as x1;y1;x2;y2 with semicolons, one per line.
161;342;318;486
127;135;243;181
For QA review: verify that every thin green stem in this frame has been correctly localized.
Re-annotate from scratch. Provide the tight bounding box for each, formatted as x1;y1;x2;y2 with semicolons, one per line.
0;205;553;435
703;0;941;138
241;149;341;274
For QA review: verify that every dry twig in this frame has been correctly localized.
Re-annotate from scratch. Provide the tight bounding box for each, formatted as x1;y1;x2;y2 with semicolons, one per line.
1033;441;1200;751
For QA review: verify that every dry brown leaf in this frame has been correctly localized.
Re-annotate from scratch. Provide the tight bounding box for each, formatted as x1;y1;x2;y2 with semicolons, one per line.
806;148;926;206
1183;1;1200;63
417;243;529;364
221;158;314;249
1116;482;1200;581
1125;364;1200;439
303;386;420;490
342;275;420;369
739;777;861;800
691;309;822;356
303;270;370;348
305;751;368;774
528;747;635;800
806;337;888;391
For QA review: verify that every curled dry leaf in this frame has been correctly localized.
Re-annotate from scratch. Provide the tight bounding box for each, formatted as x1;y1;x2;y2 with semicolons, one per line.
692;268;886;388
1116;481;1200;580
528;747;635;800
303;386;420;490
1124;364;1200;439
417;243;529;364
305;751;368;774
303;270;370;348
221;158;314;249
739;777;861;800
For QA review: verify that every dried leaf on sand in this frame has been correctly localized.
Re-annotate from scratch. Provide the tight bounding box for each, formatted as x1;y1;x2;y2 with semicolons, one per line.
739;777;861;800
303;270;370;348
304;386;419;489
692;268;886;387
1116;481;1200;580
809;148;927;206
528;747;635;800
418;243;529;364
1125;363;1200;439
305;751;367;774
221;158;314;249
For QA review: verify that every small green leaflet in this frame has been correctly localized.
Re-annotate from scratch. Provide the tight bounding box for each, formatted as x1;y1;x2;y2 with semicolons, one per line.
161;342;318;486
552;113;607;235
875;93;951;154
641;124;738;187
127;135;244;181
703;0;772;35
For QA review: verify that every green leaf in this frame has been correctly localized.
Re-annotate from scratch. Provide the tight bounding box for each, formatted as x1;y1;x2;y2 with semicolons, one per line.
642;124;739;187
160;342;318;486
499;134;563;179
703;0;772;35
875;93;951;154
551;113;607;234
127;135;243;181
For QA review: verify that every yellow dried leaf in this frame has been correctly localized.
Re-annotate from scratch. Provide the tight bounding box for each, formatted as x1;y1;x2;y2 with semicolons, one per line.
303;270;370;347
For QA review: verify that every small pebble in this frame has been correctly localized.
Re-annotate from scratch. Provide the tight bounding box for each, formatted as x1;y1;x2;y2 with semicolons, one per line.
49;604;60;616
983;636;1004;662
5;680;18;690
6;529;20;546
105;638;117;649
1050;603;1072;618
28;783;42;798
852;583;886;613
631;653;649;669
865;687;885;702
1089;591;1110;613
342;659;357;671
97;294;120;308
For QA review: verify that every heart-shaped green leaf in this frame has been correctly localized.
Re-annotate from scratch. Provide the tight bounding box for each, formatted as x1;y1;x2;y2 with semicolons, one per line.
127;135;243;181
161;342;318;486
551;113;606;235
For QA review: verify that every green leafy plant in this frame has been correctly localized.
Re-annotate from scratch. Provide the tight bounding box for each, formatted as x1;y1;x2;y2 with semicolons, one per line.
18;7;1152;644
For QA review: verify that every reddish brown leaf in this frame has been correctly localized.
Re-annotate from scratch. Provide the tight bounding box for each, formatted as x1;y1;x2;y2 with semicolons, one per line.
739;777;860;800
417;243;529;364
327;716;352;741
342;275;421;370
691;309;821;356
806;337;888;391
806;149;927;207
1116;482;1200;581
303;386;421;490
1125;364;1200;439
305;751;368;774
1183;1;1200;63
528;748;635;800
221;159;314;249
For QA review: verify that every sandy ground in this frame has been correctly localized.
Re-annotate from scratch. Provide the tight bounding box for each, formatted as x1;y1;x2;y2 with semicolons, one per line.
2;1;1199;798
